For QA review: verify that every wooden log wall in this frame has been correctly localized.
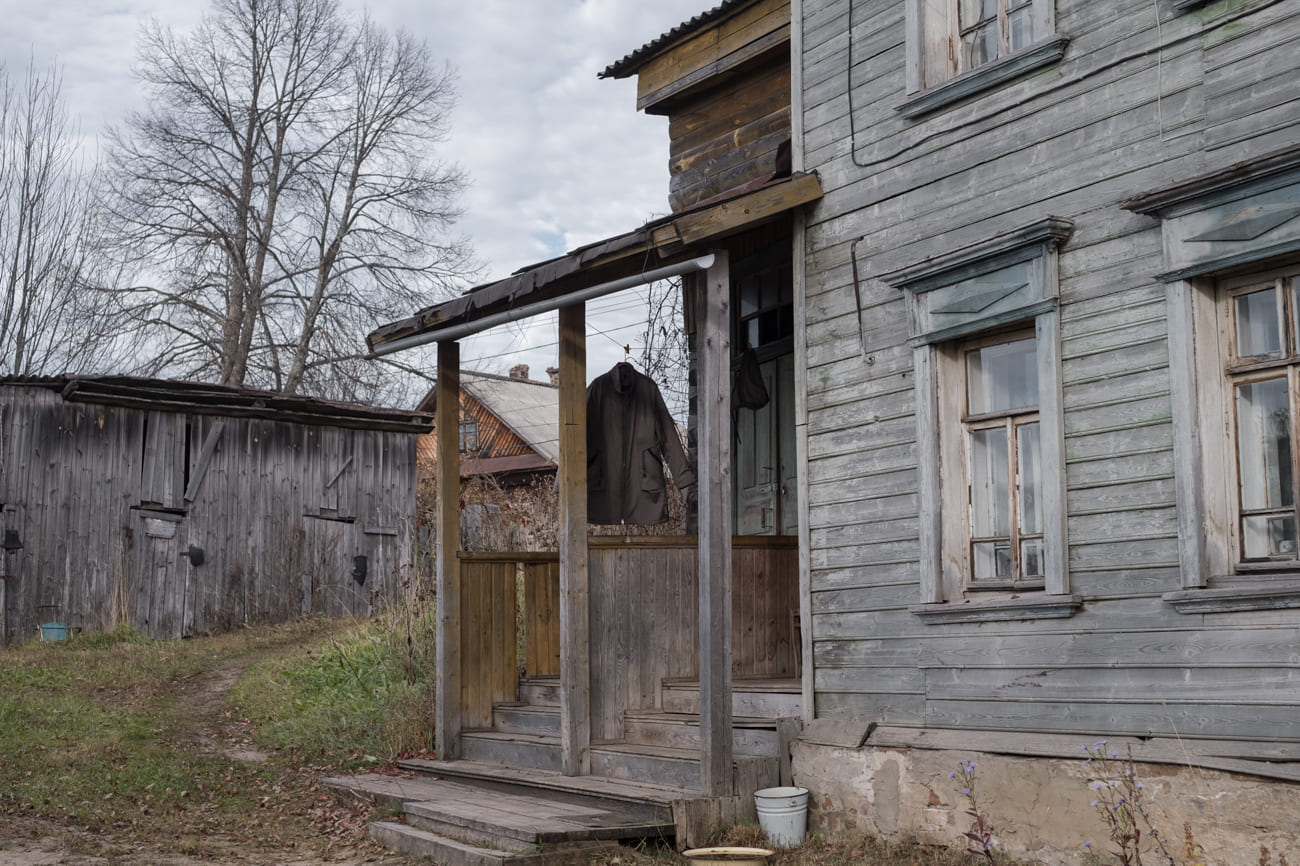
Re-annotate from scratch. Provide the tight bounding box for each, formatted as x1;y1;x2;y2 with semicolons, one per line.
798;0;1300;753
629;0;791;213
0;384;421;642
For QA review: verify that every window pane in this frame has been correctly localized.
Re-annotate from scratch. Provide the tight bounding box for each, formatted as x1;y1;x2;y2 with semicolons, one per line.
962;23;1000;68
973;540;1012;580
970;426;1010;538
1242;515;1297;560
1235;287;1283;358
1017;421;1042;534
967;337;1038;414
1008;5;1034;51
959;0;997;26
1020;538;1044;579
1235;378;1293;511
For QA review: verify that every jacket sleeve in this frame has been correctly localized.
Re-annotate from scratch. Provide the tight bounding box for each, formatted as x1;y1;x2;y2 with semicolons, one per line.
653;385;696;489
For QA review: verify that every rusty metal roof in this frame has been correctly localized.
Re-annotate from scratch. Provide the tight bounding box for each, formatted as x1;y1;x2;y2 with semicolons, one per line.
600;0;760;80
417;371;561;467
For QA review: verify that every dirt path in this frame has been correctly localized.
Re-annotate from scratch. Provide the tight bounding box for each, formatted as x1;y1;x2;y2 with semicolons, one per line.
0;650;411;866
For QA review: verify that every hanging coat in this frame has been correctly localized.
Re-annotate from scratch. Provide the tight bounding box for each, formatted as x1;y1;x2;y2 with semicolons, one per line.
586;363;696;524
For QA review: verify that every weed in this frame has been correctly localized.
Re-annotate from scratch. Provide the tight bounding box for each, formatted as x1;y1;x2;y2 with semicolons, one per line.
951;758;998;864
1080;743;1176;866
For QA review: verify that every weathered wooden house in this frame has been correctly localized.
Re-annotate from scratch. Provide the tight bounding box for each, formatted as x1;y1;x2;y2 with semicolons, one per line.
334;0;1300;861
415;365;561;486
0;376;429;642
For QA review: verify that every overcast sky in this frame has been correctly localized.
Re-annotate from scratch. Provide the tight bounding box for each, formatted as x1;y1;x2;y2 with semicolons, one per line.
2;0;711;397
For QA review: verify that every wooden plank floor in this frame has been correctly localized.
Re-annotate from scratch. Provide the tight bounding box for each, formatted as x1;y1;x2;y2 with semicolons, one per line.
325;771;676;845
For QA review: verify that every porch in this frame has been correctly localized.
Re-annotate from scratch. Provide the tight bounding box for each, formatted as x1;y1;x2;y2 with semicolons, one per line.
328;536;801;860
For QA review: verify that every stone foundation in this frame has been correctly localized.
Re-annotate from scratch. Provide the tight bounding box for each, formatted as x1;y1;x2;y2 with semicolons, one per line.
790;741;1300;865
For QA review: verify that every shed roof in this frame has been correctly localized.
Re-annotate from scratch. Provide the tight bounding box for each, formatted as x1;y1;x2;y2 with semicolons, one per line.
599;0;759;80
367;170;821;353
2;375;433;434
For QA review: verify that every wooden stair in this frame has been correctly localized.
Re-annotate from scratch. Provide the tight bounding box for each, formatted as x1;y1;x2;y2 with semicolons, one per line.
326;675;802;861
325;769;675;865
458;675;800;791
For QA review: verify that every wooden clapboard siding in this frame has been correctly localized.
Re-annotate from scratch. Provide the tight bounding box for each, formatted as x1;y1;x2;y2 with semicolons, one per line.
797;0;1300;752
0;381;423;643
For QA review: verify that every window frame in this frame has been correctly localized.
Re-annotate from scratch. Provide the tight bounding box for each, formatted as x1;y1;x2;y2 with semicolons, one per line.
885;217;1077;623
1124;143;1300;613
458;420;479;454
899;0;1066;119
959;330;1046;590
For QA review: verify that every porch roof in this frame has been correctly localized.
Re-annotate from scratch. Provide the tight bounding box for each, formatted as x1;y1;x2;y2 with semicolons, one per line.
364;170;821;355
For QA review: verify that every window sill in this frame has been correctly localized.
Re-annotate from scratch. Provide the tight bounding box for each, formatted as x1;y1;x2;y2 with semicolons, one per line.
1162;583;1300;614
910;593;1081;624
896;36;1070;120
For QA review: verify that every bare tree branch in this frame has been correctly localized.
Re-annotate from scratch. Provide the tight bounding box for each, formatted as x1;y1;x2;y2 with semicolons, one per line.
104;0;477;400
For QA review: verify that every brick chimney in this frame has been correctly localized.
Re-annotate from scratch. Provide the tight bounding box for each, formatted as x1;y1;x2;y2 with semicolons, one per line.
546;366;559;386
509;364;530;381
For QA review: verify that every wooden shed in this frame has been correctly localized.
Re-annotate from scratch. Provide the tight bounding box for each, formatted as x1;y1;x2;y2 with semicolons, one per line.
0;376;430;642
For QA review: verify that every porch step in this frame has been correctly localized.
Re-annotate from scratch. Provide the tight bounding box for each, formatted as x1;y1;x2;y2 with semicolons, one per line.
518;676;560;707
396;758;685;811
661;678;802;718
590;743;779;793
461;731;565;773
495;703;560;737
623;710;782;755
327;770;662;865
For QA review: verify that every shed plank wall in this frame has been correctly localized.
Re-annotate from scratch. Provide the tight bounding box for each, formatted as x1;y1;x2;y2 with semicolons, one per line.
799;0;1300;752
0;385;420;642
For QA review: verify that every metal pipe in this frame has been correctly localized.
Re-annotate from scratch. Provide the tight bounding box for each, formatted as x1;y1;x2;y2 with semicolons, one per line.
367;253;716;358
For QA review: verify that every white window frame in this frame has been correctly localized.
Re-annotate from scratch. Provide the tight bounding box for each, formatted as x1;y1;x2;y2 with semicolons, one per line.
900;0;1066;119
885;218;1077;623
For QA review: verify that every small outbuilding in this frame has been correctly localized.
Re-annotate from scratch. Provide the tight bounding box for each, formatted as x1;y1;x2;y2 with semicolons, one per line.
0;376;431;642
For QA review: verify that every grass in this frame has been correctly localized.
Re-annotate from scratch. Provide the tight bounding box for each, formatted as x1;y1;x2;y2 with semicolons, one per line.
1;605;1008;866
0;615;422;861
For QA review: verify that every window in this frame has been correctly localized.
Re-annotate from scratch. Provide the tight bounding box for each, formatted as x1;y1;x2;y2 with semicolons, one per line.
458;420;479;453
1124;146;1300;612
884;217;1077;622
1223;274;1300;565
962;333;1044;587
900;0;1066;119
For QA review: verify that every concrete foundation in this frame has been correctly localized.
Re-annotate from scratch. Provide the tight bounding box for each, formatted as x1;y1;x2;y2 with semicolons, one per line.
791;741;1300;865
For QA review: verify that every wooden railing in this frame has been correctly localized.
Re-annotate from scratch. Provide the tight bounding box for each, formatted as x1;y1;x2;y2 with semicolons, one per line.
455;536;798;737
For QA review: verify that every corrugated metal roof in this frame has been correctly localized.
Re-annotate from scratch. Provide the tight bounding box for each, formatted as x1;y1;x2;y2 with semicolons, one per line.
1;375;432;433
424;371;562;466
600;0;759;80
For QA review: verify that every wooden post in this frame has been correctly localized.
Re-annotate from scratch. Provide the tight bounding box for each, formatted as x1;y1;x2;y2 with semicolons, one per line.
558;303;591;775
698;251;734;796
434;341;462;761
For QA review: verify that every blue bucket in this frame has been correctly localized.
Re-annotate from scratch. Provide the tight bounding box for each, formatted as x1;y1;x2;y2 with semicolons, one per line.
39;622;68;641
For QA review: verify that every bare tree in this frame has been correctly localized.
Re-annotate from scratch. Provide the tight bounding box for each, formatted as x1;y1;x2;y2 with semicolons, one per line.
105;0;475;401
0;58;125;376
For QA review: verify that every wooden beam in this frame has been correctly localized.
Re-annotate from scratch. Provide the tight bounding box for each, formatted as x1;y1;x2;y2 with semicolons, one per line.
697;251;734;796
671;172;822;246
558;303;591;776
183;421;224;503
434;342;462;761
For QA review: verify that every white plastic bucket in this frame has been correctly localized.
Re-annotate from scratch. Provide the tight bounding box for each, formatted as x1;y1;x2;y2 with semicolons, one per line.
753;786;808;847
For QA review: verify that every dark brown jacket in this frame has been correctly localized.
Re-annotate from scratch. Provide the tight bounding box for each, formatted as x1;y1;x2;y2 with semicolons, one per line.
586;363;695;524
